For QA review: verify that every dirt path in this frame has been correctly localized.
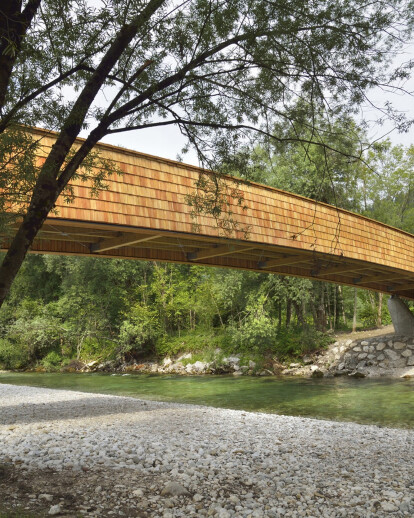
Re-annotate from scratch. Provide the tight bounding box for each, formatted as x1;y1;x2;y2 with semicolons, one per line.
333;324;395;342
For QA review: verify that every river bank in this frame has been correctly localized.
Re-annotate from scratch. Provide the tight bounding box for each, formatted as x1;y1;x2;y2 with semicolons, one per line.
1;383;413;517
50;325;414;380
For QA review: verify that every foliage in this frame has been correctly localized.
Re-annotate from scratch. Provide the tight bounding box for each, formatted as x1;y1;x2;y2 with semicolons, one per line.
358;292;392;328
242;115;366;210
40;351;62;371
155;330;228;358
228;295;278;353
0;127;39;235
0;252;393;369
77;337;119;363
119;303;161;356
4;299;63;362
361;142;414;233
273;327;333;361
0;337;28;369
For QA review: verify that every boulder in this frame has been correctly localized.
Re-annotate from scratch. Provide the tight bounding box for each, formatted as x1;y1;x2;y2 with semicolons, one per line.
384;349;399;361
225;356;240;364
48;504;62;516
393;342;406;350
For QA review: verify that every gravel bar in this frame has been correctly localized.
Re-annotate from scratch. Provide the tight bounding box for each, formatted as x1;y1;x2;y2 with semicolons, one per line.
0;383;413;517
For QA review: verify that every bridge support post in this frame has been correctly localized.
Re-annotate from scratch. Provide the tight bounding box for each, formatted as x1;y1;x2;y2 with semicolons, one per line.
387;295;414;336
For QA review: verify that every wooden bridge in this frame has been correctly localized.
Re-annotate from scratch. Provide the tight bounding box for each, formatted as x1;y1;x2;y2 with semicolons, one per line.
3;127;414;300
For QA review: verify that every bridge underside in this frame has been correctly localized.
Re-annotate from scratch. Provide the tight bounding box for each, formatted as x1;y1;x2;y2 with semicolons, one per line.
3;217;412;300
3;127;414;300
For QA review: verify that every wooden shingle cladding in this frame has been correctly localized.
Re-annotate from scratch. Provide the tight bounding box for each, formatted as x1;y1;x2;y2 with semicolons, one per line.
2;127;414;299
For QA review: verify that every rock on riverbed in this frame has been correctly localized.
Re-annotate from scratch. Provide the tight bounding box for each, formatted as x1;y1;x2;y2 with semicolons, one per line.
0;383;413;517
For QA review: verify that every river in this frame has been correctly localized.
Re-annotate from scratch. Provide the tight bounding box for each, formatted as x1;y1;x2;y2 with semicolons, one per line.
1;371;413;429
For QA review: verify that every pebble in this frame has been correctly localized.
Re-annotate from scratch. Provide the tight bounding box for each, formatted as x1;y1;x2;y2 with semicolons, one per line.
48;503;62;515
0;384;413;517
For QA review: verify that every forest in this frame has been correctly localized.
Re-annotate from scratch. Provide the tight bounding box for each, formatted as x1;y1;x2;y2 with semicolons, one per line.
1;131;413;371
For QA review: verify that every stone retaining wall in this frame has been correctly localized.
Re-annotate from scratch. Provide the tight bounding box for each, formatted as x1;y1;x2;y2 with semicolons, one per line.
328;335;414;378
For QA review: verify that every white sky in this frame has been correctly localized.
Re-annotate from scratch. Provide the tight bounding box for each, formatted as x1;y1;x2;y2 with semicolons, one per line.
100;124;199;165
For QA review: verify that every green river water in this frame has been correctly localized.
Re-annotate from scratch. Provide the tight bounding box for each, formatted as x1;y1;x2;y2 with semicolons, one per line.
1;372;413;429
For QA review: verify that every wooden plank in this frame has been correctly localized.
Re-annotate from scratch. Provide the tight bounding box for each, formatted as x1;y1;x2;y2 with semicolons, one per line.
187;244;256;261
390;283;414;292
41;219;414;277
91;233;161;253
259;255;310;269
354;273;412;284
313;264;369;276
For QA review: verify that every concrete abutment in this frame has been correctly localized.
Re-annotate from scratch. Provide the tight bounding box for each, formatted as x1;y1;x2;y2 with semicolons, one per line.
387;295;414;337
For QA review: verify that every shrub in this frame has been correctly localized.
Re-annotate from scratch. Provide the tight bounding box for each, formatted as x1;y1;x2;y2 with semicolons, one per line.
228;313;277;354
119;303;160;356
0;338;30;369
155;330;227;358
40;351;62;371
6;311;63;362
79;336;119;362
273;327;333;361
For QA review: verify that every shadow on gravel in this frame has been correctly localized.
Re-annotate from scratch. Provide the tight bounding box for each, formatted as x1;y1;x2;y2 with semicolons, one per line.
0;396;174;426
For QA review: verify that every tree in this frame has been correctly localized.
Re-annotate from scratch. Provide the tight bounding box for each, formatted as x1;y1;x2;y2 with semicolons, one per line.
360;141;414;232
0;0;413;308
241;115;366;209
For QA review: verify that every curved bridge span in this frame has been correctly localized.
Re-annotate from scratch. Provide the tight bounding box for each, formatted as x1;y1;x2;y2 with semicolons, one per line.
3;128;414;300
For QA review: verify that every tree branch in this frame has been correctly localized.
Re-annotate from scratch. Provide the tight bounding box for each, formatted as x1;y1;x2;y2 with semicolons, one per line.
0;0;42;111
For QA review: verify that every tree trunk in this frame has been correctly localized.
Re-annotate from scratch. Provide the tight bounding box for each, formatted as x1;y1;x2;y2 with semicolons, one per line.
0;0;42;112
285;298;291;328
377;292;383;328
302;299;308;329
316;283;326;332
326;285;332;331
338;286;347;326
292;299;306;326
209;287;224;328
76;332;87;360
278;302;282;330
352;288;358;332
368;291;376;313
311;298;318;329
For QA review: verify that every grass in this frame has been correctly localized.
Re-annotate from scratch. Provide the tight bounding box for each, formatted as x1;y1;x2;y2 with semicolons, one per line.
0;510;43;517
0;508;83;518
